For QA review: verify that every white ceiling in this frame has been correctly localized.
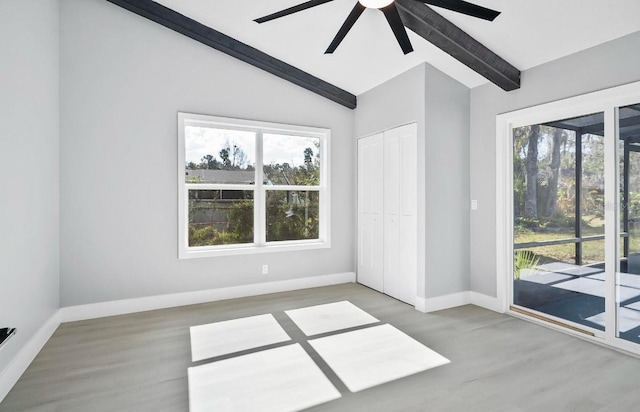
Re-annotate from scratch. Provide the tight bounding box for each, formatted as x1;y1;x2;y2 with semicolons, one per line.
154;0;640;95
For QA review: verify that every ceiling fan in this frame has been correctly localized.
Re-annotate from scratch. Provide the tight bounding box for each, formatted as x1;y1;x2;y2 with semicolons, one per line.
254;0;501;55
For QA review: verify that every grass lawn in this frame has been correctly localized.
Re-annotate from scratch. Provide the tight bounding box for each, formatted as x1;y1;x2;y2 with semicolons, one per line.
515;215;606;265
515;213;640;269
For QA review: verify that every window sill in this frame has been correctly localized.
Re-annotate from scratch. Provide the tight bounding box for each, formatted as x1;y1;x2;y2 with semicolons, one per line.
179;240;331;259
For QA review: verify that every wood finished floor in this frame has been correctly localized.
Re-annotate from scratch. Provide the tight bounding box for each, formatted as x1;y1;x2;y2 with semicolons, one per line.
3;283;640;411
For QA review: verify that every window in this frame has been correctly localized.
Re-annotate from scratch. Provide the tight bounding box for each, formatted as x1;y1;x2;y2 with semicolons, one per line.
178;113;330;258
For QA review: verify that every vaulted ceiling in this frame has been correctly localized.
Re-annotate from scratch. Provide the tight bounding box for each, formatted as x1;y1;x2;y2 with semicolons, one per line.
109;0;640;107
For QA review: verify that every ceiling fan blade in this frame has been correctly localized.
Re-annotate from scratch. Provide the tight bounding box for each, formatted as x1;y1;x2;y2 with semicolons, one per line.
325;2;366;54
255;0;335;24
381;3;413;54
421;0;500;21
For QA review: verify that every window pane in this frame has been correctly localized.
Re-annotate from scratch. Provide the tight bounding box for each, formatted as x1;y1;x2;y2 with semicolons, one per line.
513;112;607;334
185;126;256;184
263;134;320;186
188;190;254;246
266;191;319;242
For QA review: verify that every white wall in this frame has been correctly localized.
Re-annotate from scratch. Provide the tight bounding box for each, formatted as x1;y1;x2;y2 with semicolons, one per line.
58;0;355;306
354;63;470;300
0;0;60;372
470;31;640;297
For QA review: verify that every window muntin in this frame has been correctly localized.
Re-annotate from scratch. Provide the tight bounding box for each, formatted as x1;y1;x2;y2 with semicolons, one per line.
178;113;330;258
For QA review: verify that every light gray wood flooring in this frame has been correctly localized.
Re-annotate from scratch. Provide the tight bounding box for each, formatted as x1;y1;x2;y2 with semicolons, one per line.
2;283;640;411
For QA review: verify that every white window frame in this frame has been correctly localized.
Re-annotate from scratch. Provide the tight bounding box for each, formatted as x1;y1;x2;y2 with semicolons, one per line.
178;113;331;259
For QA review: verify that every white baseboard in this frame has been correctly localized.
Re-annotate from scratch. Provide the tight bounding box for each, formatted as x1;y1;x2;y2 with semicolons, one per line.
0;311;61;403
0;272;355;402
0;277;498;403
468;291;506;313
415;291;505;314
415;292;470;313
60;272;356;322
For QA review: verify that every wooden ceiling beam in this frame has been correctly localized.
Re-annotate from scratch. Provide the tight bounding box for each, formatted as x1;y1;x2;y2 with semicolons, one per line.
105;0;357;109
396;0;521;91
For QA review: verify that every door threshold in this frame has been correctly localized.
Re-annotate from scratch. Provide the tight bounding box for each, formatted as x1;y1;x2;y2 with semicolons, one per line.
509;306;595;336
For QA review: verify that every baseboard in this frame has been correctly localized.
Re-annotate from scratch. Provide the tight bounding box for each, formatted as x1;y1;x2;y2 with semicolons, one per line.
59;272;356;322
0;273;355;402
468;291;505;313
415;292;470;313
0;311;61;403
414;297;428;313
415;291;505;314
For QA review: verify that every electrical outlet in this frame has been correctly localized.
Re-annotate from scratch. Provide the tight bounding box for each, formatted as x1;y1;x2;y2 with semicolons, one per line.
471;199;478;210
262;264;269;275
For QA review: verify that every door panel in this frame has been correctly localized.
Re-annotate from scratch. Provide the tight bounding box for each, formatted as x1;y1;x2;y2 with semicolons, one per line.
357;134;384;292
511;114;605;332
383;124;418;305
616;103;640;344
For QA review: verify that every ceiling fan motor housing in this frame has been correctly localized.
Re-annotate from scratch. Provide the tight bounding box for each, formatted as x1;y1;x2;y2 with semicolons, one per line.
359;0;394;8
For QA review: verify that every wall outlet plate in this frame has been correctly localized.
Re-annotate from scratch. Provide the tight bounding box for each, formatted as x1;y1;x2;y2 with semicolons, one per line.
262;264;269;275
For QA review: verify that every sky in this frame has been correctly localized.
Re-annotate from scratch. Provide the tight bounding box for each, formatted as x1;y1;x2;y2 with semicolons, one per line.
185;126;319;168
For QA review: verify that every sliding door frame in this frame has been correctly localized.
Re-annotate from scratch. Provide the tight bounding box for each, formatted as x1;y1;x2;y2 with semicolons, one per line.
496;80;640;356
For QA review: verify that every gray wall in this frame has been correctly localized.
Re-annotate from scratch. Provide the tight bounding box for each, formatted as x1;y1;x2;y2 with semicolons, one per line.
0;0;60;371
59;0;355;306
354;64;427;138
424;65;470;297
470;31;640;297
354;63;470;300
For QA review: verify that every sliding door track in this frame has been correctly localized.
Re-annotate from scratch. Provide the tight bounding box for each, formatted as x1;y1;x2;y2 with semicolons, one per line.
509;306;595;337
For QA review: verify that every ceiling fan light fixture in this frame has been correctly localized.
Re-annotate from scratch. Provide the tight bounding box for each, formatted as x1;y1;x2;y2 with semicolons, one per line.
358;0;393;9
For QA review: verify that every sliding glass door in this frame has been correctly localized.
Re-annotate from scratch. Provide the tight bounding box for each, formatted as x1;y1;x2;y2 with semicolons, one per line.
505;93;640;355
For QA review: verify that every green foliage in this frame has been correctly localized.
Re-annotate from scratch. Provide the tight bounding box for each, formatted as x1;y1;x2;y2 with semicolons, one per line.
189;225;234;247
228;201;253;243
188;200;253;246
185;175;202;183
266;192;319;242
201;154;220;170
514;250;540;279
188;195;319;246
514;215;574;232
264;146;320;186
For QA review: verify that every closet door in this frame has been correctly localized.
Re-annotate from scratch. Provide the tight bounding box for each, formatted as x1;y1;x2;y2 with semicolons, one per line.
383;124;417;305
357;133;384;292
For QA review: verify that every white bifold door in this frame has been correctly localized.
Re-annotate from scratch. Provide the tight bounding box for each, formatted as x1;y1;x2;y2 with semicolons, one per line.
357;123;417;305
